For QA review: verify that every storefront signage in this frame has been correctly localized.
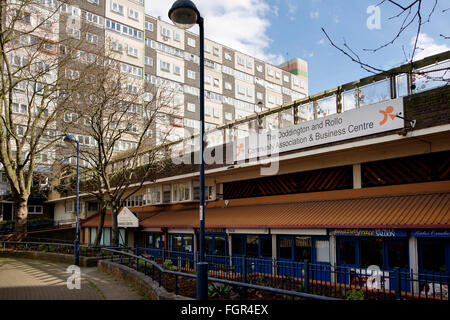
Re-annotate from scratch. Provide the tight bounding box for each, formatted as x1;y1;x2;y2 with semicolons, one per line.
411;230;450;238
329;228;407;237
234;98;404;161
117;207;139;228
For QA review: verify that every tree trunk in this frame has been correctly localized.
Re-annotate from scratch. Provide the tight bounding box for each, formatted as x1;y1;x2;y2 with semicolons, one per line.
111;204;119;246
12;196;28;241
93;206;106;246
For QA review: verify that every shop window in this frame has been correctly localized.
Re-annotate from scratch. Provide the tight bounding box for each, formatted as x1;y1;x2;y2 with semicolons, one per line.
387;241;408;269
260;237;272;258
90;228;97;244
339;240;356;265
215;237;226;256
315;240;330;263
294;236;311;262
246;236;258;257
359;239;383;268
422;242;446;272
206;236;213;255
173;235;182;252
279;238;292;260
183;235;193;253
232;236;245;255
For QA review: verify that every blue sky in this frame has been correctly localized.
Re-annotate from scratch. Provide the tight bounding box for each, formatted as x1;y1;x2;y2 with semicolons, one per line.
146;0;449;95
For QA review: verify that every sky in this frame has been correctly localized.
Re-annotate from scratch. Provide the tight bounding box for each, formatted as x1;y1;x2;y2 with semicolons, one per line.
145;0;450;95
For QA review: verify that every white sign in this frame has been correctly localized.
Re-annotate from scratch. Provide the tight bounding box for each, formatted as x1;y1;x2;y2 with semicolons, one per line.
234;98;404;161
117;207;139;228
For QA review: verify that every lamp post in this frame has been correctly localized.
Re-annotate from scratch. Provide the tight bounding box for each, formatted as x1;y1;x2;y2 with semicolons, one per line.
169;0;208;300
64;134;80;266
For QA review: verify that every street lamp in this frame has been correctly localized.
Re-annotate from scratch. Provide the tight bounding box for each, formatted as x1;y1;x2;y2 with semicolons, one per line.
169;0;208;301
64;134;80;266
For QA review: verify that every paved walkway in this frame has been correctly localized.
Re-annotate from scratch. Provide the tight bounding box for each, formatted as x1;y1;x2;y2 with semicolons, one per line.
0;257;145;300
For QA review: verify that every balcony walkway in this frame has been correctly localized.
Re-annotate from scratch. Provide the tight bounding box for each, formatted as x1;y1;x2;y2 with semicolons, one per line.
0;257;145;300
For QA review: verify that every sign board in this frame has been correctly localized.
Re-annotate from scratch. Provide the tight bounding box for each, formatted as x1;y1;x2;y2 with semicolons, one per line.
234;98;404;161
117;207;139;228
328;229;407;237
411;230;450;238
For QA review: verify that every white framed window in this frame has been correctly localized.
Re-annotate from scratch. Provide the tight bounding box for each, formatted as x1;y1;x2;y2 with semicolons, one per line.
187;70;196;80
224;52;232;61
128;8;139;20
187;38;196;47
268;95;275;103
284;75;290;82
205;44;211;53
246;88;253;98
213;78;220;87
127;46;138;57
225;112;233;121
224;82;232;90
111;1;124;14
144;92;153;102
87;0;99;5
257;92;263;100
213;47;220;56
67;27;81;39
145;21;153;31
147;186;162;204
65;200;75;213
161;27;171;38
86;33;98;44
174;32;181;42
268;69;274;77
247;59;253;68
160;61;170;72
205;106;211;116
256;65;263;73
173;65;181;75
275;71;281;79
187;103;196;112
12;103;28;114
213;108;220;118
293;78;300;87
144;56;153;66
172;182;191;202
205;75;211;84
237;56;245;66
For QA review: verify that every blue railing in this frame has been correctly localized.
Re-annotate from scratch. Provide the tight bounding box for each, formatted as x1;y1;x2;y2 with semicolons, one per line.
135;246;449;300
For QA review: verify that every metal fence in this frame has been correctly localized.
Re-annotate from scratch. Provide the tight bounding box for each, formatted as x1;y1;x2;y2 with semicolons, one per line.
136;247;449;301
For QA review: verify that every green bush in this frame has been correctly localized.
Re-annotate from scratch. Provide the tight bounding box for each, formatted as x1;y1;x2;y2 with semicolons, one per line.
346;289;365;300
138;259;153;271
38;244;48;252
162;259;177;271
208;283;232;298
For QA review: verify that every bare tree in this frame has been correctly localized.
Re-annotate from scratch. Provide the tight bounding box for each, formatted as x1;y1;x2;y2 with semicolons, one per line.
56;43;180;246
322;0;449;83
0;0;92;240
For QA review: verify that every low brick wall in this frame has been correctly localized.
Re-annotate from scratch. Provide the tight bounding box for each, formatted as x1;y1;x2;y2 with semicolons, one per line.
0;250;99;267
97;260;192;300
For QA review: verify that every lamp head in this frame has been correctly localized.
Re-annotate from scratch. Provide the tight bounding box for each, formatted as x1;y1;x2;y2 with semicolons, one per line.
64;134;76;143
168;0;200;30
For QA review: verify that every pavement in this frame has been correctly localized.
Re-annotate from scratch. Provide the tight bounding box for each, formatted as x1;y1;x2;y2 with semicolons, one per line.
0;257;145;300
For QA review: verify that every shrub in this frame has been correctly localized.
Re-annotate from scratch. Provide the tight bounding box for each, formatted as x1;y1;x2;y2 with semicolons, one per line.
138;259;153;271
208;283;232;298
346;289;365;300
163;259;177;271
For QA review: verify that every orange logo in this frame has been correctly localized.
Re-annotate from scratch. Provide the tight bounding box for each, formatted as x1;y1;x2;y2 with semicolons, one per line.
379;106;396;126
236;143;244;157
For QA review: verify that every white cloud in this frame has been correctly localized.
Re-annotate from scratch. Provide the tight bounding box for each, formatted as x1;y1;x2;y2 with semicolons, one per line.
310;10;320;20
412;33;450;61
317;38;325;45
144;0;284;65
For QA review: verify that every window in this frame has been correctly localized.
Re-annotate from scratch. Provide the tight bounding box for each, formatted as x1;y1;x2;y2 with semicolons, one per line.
294;236;311;262
12;103;27;114
205;75;211;84
187;70;196;80
173;65;181;75
127;46;138;57
422;241;446;272
28;205;43;214
187;38;196;47
359;239;383;268
224;82;232;90
65;200;75;213
205;44;211;53
145;21;153;31
315;240;330;262
224;52;232;60
339;240;356;265
387;240;408;269
128;8;139;20
161;27;171;38
187;103;196;112
172;182;191;202
275;72;281;79
87;0;99;5
213;78;220;87
247;59;253;68
67;27;81;39
213;47;220;56
268;69;274;77
256;92;263;100
144;56;153;66
87;202;99;212
246;236;258;257
279;238;292;259
224;112;233;121
110;41;122;52
256;65;263;73
162;184;171;203
174;32;181;42
86;33;98;44
284;75;290;82
237;56;245;66
160;61;170;72
111;2;124;14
